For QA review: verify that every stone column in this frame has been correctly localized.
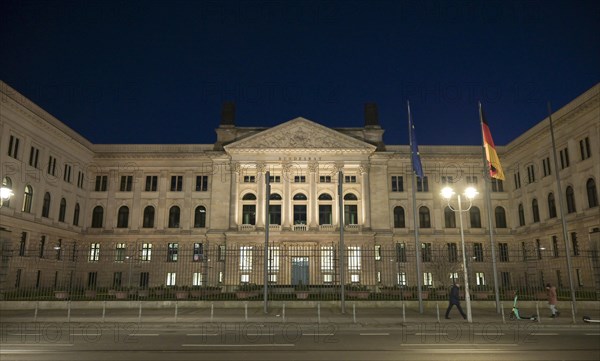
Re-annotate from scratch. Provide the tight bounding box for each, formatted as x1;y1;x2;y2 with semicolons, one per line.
130;170;143;230
229;162;240;230
360;163;371;230
308;161;318;229
156;170;168;230
256;163;266;230
282;162;292;230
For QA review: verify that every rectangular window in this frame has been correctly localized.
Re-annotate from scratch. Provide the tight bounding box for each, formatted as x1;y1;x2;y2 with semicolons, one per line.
374;245;382;261
348;246;361;271
323;274;333;283
473;242;484;262
447;243;458;263
571;232;579;256
77;171;84;188
87;272;98;289
193;242;204;262
8;135;20;158
268;175;281;183
391;176;404;192
113;272;123;288
140;272;150;288
491;178;504;192
294;175;306;183
475;272;486;286
395;243;407;262
318;205;332;225
167;243;179;262
19;232;27;256
521;241;528;261
39;236;46;258
268;247;280;272
423;272;433;286
192;272;203;286
513;171;521;189
240;246;253;272
170;175;183;191
115;243;126;262
556;270;563;288
89;243;100;262
269;204;282;225
145;175;158;191
141;243;152;261
499;243;509;262
320;175;332;183
421;243;432;262
580;137;591;160
243;176;255;183
526;164;535;184
321;246;334;272
466;175;478;184
196;175;209;191
47;155;56;176
344;175;357;183
416;176;429;192
542;157;552;177
500;272;511;288
536;239;543;260
120;175;133;191
29;146;39;168
560;147;570;169
218;245;226;261
552;236;559;257
576;269;583;287
166;272;176;286
441;176;453;184
64;164;72;183
397;272;407;286
95;175;108;191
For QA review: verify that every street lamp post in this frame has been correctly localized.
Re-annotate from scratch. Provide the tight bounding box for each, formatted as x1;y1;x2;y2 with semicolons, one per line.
441;186;478;323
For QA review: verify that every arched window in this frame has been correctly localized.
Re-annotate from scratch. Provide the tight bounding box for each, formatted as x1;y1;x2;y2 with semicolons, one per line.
58;198;67;222
495;206;507;228
41;192;51;218
1;177;12;207
586;178;598;208
344;193;358;201
419;206;431;228
532;199;540;223
270;193;282;200
91;206;104;228
117;206;129;228
518;203;525;226
566;186;576;213
168;206;180;228
73;203;80;226
444;206;456;228
548;193;557;218
318;194;332;225
293;193;307;201
22;185;33;213
242;193;256;200
393;206;405;228
469;206;481;228
142;206;155;228
194;206;206;228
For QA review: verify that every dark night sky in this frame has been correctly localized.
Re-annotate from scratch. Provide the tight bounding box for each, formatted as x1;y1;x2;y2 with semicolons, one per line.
1;0;599;146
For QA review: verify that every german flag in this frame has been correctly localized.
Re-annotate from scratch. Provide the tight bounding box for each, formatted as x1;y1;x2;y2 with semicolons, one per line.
480;106;505;180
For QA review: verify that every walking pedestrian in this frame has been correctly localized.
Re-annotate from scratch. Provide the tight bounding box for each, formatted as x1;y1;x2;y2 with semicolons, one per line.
546;283;560;318
445;283;467;320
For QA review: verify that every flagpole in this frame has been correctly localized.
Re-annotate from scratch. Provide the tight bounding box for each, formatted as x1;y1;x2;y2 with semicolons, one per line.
408;101;424;314
547;102;577;313
478;102;501;314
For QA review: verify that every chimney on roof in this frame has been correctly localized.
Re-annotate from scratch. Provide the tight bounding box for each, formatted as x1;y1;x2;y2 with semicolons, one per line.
364;102;379;127
220;101;236;126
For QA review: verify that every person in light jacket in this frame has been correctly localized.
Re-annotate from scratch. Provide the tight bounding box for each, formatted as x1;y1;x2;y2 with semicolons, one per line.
546;283;560;318
445;283;467;320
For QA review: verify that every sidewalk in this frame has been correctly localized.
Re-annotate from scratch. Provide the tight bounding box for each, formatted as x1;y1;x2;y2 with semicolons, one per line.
2;303;599;328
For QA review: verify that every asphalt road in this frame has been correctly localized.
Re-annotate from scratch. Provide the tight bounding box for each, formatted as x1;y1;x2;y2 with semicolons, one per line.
2;322;599;361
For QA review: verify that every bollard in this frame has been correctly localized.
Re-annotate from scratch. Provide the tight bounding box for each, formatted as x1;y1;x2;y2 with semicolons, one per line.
244;302;248;322
353;303;356;324
536;302;541;324
282;302;286;323
436;302;440;323
501;302;505;324
317;302;321;324
175;301;178;323
210;302;214;323
102;300;106;323
34;301;39;322
402;303;406;323
571;301;576;324
138;301;142;325
67;300;71;323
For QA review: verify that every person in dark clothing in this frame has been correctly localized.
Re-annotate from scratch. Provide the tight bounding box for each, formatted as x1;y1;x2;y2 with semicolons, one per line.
445;283;467;320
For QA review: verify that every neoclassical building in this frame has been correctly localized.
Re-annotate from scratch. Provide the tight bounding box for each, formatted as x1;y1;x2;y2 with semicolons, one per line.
0;80;598;296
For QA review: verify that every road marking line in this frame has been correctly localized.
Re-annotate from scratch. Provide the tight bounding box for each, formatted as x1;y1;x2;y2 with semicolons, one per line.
182;344;295;347
400;344;520;347
302;333;334;336
584;333;600;336
360;333;390;336
7;334;42;336
129;334;160;336
70;334;101;336
0;344;74;347
187;333;218;336
247;333;274;336
415;333;448;335
474;333;505;336
531;333;559;336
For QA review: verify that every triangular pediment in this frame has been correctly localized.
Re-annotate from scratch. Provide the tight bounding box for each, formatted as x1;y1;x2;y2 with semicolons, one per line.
224;117;376;154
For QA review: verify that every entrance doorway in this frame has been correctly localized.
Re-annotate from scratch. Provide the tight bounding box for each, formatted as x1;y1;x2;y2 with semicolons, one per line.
291;257;309;285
